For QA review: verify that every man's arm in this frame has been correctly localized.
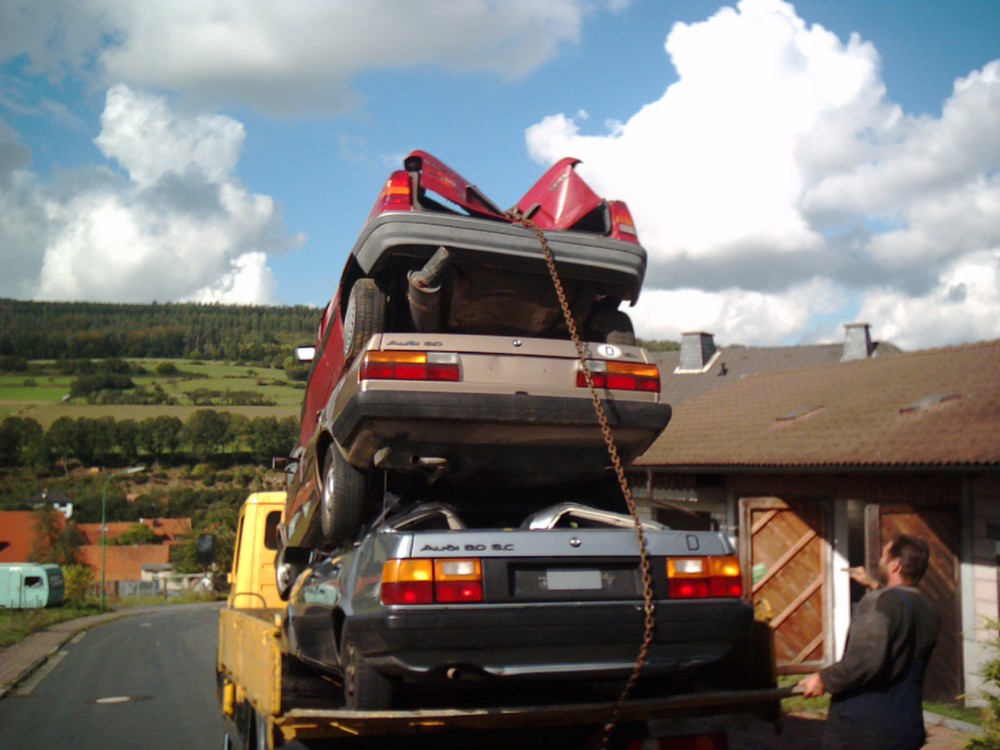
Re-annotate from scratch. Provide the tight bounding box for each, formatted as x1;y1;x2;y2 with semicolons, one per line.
796;593;891;697
820;592;891;694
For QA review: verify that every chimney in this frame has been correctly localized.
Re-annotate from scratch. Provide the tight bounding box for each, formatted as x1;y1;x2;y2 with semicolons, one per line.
842;323;874;361
678;331;718;372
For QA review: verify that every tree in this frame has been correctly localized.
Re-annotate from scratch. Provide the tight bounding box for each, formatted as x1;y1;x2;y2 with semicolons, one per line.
115;419;140;464
172;500;239;582
183;409;229;458
138;415;183;461
29;506;83;565
0;416;43;467
225;413;251;454
46;416;77;474
108;523;162;546
248;416;297;463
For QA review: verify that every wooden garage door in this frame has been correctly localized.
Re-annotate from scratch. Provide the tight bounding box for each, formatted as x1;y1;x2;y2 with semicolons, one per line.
740;497;830;673
865;504;961;702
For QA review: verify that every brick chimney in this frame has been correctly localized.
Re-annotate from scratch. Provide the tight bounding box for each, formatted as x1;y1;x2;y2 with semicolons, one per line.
678;331;718;372
842;323;874;361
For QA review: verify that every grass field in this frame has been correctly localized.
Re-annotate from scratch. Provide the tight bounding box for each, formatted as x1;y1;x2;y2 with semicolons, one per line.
0;359;303;428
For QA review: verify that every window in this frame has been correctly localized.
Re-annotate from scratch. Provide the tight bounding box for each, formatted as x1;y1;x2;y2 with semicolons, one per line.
264;511;281;550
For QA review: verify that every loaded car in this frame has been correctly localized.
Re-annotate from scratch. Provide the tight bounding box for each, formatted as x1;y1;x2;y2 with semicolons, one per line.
277;151;670;594
284;500;754;710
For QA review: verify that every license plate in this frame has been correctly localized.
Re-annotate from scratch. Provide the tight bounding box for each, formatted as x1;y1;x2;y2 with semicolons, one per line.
546;569;602;591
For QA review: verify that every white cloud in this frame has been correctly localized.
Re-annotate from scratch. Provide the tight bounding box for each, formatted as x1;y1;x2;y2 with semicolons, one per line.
5;85;299;304
525;0;1000;348
2;0;594;114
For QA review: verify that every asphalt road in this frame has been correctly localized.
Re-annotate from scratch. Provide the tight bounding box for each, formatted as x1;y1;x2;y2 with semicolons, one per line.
0;603;225;750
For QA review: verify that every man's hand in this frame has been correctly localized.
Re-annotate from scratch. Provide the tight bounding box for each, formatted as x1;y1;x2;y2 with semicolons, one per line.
798;672;826;698
846;566;879;590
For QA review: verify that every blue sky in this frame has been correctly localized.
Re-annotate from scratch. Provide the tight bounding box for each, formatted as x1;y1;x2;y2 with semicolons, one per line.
1;0;998;350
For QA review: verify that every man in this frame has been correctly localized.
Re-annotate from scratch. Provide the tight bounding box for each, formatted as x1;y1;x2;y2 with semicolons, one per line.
798;534;940;750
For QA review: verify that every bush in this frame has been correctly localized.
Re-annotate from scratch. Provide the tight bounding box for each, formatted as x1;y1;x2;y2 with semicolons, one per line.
63;564;96;605
970;621;1000;749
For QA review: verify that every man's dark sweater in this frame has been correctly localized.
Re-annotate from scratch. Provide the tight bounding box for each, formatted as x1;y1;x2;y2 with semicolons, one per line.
820;586;939;750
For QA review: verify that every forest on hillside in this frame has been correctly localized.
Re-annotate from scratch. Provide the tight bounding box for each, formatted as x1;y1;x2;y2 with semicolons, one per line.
0;299;320;363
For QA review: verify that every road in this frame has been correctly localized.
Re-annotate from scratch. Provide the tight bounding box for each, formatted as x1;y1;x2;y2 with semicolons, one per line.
0;603;224;750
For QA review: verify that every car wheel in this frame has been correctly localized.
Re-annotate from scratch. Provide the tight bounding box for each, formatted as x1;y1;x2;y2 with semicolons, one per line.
341;628;393;710
587;308;636;346
342;278;386;363
274;544;304;601
319;444;365;548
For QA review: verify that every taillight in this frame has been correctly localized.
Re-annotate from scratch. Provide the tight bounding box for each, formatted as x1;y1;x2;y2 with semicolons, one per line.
608;200;639;244
381;558;483;605
380;559;433;604
577;360;660;393
367;170;412;220
361;351;461;382
667;556;743;599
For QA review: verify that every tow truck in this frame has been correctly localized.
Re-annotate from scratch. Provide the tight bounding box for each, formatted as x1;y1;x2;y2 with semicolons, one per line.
216;492;789;749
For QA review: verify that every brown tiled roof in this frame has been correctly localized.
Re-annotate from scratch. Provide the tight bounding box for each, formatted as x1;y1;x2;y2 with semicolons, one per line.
637;338;1000;469
652;341;900;407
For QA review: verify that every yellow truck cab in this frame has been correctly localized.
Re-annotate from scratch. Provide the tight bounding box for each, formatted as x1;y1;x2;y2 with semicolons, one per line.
227;492;285;610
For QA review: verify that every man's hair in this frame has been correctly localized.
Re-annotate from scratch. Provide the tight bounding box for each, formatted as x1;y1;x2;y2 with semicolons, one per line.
887;534;930;584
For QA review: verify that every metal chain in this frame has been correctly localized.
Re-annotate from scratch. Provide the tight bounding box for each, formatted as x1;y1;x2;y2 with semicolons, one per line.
506;210;656;749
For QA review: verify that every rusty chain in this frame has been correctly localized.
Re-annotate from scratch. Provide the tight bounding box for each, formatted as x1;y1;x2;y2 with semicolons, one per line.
506;210;656;749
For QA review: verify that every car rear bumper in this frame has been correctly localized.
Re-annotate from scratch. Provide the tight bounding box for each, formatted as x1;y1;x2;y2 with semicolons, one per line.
330;391;671;483
350;599;754;682
352;212;647;301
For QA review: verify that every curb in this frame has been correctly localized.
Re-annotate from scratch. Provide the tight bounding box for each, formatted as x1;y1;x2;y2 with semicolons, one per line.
923;710;984;736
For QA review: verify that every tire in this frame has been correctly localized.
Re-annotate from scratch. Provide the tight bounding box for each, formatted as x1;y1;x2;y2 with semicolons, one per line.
341;628;393;710
274;544;305;601
587;308;636;346
319;444;366;548
342;278;386;363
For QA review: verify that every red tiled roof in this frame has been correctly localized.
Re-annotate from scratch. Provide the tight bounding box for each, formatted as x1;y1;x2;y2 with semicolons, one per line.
637;338;1000;469
76;518;192;545
0;510;65;563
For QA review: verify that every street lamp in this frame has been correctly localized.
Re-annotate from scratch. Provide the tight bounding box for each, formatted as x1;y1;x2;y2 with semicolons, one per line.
101;465;145;612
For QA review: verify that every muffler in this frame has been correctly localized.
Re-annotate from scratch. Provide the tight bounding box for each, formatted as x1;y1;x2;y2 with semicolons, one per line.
407;246;451;332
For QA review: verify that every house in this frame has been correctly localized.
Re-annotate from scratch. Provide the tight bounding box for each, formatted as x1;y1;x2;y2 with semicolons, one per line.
0;509;193;592
631;334;1000;705
0;510;59;563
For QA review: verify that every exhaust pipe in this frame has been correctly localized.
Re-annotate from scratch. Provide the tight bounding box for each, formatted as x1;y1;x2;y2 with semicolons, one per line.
407;246;451;332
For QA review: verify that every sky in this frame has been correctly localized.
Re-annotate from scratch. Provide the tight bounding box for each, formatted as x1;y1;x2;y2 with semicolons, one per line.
1;0;998;351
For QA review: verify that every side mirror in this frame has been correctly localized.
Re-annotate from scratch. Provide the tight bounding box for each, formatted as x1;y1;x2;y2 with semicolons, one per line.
295;346;316;363
195;534;216;566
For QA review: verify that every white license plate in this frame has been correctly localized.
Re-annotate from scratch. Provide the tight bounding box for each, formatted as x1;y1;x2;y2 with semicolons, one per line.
546;569;602;591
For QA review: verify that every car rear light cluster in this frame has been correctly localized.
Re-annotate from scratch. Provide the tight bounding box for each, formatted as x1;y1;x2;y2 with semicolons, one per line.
607;200;640;244
367;170;412;220
381;558;483;605
576;360;661;393
667;556;743;599
360;351;461;382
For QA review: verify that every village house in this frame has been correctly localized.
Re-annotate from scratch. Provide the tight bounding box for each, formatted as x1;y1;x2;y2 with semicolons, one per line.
631;327;1000;705
0;508;193;597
